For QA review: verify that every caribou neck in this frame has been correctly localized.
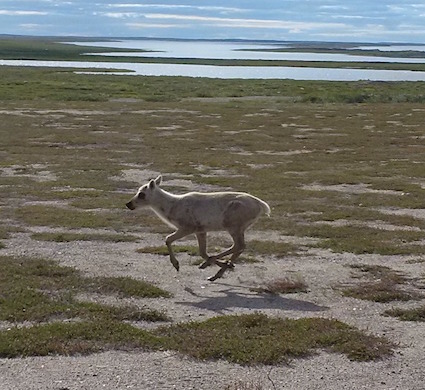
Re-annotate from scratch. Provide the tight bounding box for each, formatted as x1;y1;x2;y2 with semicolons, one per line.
149;187;179;219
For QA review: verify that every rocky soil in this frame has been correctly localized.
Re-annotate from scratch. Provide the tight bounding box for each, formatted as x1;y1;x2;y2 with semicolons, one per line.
1;223;425;389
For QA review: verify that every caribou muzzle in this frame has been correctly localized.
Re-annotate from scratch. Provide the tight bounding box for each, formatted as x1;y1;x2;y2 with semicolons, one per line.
126;201;136;210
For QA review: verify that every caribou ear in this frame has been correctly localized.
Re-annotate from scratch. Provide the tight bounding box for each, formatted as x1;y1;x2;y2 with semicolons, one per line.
154;175;162;186
149;179;155;189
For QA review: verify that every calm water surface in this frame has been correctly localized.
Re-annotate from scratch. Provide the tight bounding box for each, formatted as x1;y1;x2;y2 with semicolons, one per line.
352;45;425;52
74;39;425;63
2;59;425;81
2;39;425;81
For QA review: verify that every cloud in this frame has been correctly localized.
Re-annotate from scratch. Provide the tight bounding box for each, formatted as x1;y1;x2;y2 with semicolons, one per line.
387;5;406;13
329;14;385;20
398;23;425;33
106;4;245;13
319;5;349;10
0;10;47;16
0;0;422;42
19;23;45;30
127;22;184;29
102;12;139;18
315;19;425;41
143;13;345;31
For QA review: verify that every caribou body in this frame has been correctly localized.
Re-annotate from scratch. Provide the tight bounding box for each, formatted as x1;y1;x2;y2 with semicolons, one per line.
126;175;270;281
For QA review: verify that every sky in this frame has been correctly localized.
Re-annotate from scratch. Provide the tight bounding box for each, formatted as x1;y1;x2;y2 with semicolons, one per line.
1;1;425;43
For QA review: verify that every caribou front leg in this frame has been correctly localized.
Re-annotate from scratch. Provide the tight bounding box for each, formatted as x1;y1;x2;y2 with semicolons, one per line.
165;229;192;271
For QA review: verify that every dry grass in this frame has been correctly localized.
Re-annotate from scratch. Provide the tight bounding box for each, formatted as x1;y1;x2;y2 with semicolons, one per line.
224;381;264;390
342;264;423;303
253;276;308;294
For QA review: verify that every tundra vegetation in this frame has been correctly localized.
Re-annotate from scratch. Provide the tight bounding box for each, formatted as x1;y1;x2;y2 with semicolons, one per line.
0;38;424;369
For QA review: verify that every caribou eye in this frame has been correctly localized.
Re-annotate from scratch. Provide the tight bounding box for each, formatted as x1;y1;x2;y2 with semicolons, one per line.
138;192;145;200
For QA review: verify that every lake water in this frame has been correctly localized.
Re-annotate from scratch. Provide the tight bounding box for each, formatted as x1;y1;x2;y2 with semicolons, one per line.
74;39;425;64
352;45;425;52
2;39;425;81
3;59;425;81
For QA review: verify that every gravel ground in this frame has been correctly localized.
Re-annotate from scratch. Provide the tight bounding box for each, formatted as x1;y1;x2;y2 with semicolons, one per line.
1;228;425;389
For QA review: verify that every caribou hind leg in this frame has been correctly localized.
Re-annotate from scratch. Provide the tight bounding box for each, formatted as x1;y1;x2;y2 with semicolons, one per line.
199;239;236;270
207;230;245;281
196;232;214;269
196;231;235;270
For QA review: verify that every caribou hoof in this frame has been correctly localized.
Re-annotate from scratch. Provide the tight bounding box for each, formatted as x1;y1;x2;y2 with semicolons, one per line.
207;273;221;282
207;267;227;282
216;260;235;269
199;260;210;269
199;256;216;269
170;258;180;272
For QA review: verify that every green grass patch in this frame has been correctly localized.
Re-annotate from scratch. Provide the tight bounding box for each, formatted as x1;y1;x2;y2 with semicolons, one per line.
69;192;131;210
31;232;139;243
155;313;393;364
0;320;161;358
0;257;394;363
0;313;393;362
0;225;23;248
0;255;170;323
384;306;425;322
1;65;425;103
1;72;425;258
0;226;9;240
247;240;299;257
15;205;124;229
85;276;172;299
308;224;425;255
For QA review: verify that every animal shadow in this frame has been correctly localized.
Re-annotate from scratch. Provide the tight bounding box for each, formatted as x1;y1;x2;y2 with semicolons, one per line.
177;286;327;314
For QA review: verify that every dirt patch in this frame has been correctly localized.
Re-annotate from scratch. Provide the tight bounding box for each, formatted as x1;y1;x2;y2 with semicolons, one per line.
114;168;161;185
2;229;425;389
257;149;313;156
313;219;423;232
0;109;112;116
375;207;425;220
302;183;403;196
0;164;57;182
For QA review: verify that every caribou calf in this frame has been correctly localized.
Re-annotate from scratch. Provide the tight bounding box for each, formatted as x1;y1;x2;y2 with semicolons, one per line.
126;175;270;281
